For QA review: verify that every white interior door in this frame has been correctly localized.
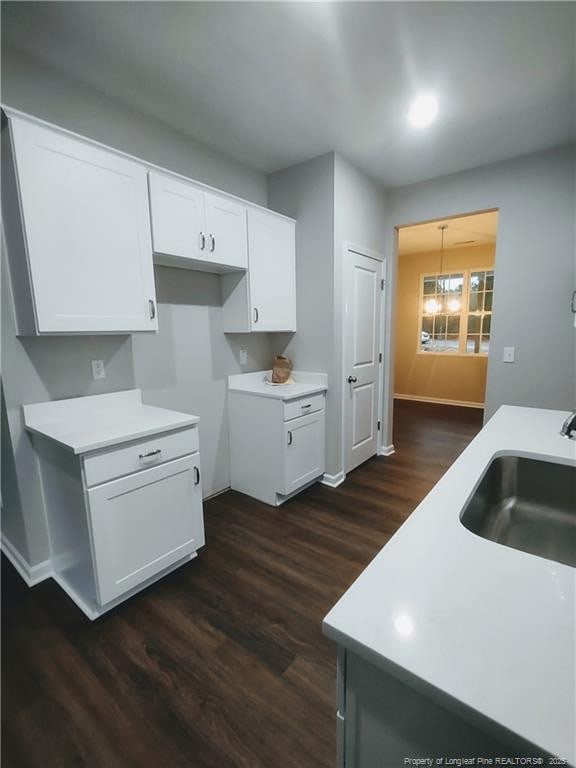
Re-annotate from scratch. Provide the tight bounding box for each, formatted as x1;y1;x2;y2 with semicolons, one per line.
148;171;207;262
344;250;384;473
248;208;296;331
204;192;248;269
11;118;157;333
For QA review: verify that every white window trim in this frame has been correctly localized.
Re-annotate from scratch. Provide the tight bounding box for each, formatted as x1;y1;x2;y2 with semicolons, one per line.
417;267;493;357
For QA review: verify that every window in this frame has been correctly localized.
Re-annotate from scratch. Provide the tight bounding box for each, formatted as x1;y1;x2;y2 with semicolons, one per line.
419;269;494;355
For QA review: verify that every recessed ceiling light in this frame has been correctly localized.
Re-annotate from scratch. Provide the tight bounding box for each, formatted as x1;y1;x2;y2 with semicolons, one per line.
407;94;439;128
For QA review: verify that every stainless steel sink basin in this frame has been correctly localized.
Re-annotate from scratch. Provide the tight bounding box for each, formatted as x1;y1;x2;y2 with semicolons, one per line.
460;455;576;568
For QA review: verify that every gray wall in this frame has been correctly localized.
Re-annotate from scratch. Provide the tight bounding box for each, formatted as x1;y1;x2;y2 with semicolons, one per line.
384;144;576;446
268;153;387;477
1;50;271;568
333;155;388;467
2;47;267;203
268;154;337;472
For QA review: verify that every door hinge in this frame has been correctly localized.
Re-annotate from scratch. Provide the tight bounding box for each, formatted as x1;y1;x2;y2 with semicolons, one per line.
377;420;381;431
379;352;382;363
381;279;385;290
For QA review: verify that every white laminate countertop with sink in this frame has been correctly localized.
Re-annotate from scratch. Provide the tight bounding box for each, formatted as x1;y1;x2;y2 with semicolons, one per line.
228;370;328;400
23;389;199;454
323;405;576;763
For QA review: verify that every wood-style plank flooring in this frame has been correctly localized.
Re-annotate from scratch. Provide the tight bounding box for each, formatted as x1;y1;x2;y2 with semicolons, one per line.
2;401;483;768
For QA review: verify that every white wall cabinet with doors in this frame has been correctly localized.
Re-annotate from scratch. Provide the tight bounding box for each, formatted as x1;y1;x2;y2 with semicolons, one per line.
2;108;296;336
221;207;297;332
148;170;248;271
2;113;158;335
228;372;327;506
23;390;204;620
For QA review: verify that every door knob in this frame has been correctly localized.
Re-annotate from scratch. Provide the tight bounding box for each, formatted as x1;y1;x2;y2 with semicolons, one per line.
347;376;358;383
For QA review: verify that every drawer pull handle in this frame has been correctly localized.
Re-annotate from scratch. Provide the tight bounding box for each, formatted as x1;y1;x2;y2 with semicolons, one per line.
194;466;201;485
287;430;293;446
139;449;162;461
301;404;312;410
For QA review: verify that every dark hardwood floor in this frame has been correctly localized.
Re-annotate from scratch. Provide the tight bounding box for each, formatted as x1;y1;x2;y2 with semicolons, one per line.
2;401;483;768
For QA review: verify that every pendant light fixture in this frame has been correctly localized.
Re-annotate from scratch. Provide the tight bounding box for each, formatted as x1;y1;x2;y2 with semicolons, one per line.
424;224;449;315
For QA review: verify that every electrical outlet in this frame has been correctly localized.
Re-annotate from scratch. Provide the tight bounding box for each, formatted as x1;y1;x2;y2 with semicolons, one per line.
239;349;248;366
502;347;515;363
91;359;106;379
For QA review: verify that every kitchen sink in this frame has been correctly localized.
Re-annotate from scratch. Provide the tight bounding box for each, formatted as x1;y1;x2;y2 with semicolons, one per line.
460;455;576;568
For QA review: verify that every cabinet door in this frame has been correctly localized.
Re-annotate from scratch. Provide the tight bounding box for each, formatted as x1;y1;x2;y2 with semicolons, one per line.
10;118;157;333
248;209;296;331
204;192;248;269
148;171;207;262
283;412;325;495
87;455;204;605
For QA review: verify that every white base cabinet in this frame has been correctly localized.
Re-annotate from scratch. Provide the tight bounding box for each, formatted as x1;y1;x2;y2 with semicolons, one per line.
228;382;326;506
24;391;204;620
88;454;202;605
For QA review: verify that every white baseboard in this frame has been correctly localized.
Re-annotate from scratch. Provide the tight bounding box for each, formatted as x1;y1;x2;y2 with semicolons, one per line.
321;471;346;488
394;394;484;409
378;444;395;456
1;534;52;586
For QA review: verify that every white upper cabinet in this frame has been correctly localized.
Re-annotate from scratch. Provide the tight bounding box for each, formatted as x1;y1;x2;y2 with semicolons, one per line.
222;207;296;332
4;116;158;335
248;208;296;331
148;171;248;271
148;172;206;263
204;192;248;270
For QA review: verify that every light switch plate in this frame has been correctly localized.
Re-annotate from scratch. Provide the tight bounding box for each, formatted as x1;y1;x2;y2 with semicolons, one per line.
239;349;248;366
502;347;515;363
91;359;106;379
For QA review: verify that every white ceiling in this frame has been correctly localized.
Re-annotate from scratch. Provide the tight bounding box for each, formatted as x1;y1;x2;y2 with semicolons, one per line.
2;2;575;187
398;211;498;255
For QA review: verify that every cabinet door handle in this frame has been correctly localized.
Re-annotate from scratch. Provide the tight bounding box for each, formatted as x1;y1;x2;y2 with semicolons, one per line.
287;430;293;446
199;232;206;251
571;290;576;313
347;376;358;383
209;234;216;252
194;466;201;485
149;299;156;320
139;448;162;461
253;307;259;323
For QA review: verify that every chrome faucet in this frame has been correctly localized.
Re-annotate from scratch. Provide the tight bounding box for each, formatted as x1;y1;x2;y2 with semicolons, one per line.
560;410;576;439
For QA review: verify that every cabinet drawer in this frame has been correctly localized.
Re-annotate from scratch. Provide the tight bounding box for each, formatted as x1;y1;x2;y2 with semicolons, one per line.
283;393;325;422
83;427;199;487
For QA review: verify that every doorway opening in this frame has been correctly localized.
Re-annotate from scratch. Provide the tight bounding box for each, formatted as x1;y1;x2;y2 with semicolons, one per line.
393;210;499;416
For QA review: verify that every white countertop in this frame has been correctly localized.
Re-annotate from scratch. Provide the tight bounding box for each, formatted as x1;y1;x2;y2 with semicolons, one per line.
23;389;199;454
228;370;327;400
323;406;576;762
